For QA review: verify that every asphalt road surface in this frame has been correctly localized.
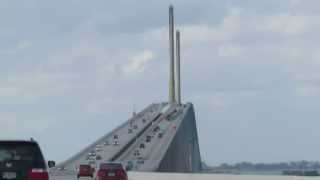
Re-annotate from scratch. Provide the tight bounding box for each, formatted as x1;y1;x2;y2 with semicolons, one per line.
50;172;320;180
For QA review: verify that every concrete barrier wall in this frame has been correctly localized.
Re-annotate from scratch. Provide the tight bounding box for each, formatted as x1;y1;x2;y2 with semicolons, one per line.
158;103;202;172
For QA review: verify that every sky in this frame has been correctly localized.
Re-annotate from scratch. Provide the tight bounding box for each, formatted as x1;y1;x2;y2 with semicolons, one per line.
1;0;320;166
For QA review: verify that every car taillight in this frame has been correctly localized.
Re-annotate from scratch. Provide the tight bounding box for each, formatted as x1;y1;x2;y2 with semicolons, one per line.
28;169;49;180
116;170;126;177
98;169;107;178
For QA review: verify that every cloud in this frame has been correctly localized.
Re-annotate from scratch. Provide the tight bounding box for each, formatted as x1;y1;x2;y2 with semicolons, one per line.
17;40;32;49
122;50;155;75
2;0;320;165
179;9;241;45
0;87;20;98
264;14;310;36
290;0;301;6
0;112;54;138
296;84;320;97
0;40;32;55
218;44;243;58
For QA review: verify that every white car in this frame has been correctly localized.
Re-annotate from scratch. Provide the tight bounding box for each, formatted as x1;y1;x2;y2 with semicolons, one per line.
114;141;119;146
104;141;110;146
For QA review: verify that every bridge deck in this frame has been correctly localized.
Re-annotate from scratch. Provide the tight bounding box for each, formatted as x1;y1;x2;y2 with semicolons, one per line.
52;102;200;174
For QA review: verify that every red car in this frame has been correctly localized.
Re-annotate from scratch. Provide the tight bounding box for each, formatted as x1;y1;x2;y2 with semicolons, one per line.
77;164;94;179
96;163;127;180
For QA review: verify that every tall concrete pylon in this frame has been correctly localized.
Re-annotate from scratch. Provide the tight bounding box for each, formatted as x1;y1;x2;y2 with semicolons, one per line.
169;5;176;104
175;30;181;105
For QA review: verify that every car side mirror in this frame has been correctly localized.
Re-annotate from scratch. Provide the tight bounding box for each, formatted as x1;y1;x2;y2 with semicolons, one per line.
48;161;56;168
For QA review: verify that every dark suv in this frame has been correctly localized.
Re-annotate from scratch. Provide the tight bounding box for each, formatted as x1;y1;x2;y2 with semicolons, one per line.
0;140;49;180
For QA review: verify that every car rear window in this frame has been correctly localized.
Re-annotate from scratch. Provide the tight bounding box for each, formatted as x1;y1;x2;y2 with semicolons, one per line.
99;163;122;169
80;165;90;169
0;141;45;168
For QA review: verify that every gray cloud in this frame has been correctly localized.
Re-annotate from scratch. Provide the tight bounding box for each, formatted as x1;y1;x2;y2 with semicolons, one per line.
1;0;320;165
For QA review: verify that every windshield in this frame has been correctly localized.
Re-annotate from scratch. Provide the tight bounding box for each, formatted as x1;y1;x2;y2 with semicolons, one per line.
0;142;45;168
99;163;122;169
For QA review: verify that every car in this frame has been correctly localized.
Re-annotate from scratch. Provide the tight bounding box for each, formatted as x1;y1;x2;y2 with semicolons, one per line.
153;126;160;132
113;135;119;139
88;151;96;157
158;133;163;138
133;125;138;130
96;163;127;180
129;121;134;127
96;155;102;160
139;143;145;149
104;141;110;146
113;141;119;146
137;157;144;164
57;166;67;171
146;135;152;143
133;150;140;156
0;140;51;180
95;147;102;152
86;155;95;161
77;164;94;179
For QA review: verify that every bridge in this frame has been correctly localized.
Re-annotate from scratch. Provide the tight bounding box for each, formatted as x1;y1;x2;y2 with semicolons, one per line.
47;5;318;180
50;5;202;178
53;102;201;174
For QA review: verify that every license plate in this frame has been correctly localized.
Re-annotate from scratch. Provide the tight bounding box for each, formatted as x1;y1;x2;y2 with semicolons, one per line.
108;172;115;176
2;172;17;179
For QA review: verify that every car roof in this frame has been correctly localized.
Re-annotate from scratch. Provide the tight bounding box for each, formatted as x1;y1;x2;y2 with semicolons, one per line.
99;163;123;169
0;140;38;144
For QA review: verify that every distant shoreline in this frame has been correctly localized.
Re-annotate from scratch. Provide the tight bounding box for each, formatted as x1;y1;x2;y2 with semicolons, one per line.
202;161;320;176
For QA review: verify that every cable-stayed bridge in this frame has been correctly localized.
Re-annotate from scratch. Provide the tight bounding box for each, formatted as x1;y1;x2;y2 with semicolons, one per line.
50;6;202;179
52;102;201;175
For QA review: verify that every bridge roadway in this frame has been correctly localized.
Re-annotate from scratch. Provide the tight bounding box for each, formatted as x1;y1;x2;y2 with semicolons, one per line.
116;104;186;170
50;172;320;180
54;102;188;172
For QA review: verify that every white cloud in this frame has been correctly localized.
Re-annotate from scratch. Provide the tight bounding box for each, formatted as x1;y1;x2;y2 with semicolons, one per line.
0;113;53;138
179;10;241;45
218;44;243;58
0;40;32;55
296;84;320;97
290;0;301;6
0;87;20;98
0;72;78;105
141;7;242;47
122;50;155;75
265;14;310;36
198;94;230;112
17;40;32;50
